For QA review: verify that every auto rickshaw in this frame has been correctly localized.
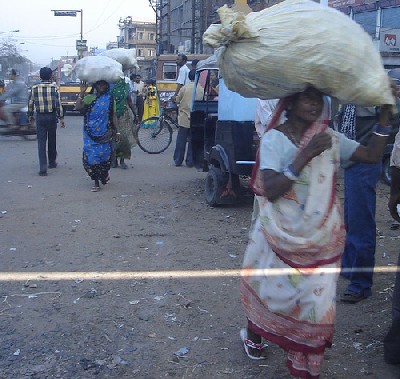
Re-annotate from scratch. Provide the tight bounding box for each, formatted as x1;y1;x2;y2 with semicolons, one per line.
190;59;258;206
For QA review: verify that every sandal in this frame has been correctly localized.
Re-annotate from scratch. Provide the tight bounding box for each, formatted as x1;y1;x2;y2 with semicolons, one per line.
240;328;268;360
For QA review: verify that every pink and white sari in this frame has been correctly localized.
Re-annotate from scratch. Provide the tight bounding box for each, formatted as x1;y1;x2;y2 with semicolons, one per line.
241;99;345;378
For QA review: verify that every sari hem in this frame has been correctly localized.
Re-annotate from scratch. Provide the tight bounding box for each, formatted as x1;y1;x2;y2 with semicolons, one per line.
247;319;332;355
286;361;321;379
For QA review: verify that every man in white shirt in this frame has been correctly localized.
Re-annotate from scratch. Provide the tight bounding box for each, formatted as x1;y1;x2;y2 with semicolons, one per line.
174;54;190;97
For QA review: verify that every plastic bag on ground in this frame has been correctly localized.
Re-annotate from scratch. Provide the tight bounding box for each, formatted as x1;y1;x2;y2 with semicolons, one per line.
74;56;124;83
203;0;394;106
100;48;139;71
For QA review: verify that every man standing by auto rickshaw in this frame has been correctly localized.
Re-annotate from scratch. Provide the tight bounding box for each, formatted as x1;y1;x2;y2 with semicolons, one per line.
173;69;203;167
174;54;190;97
0;69;28;126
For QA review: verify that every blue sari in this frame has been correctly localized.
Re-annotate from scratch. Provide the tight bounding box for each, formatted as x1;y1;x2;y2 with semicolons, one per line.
82;92;114;182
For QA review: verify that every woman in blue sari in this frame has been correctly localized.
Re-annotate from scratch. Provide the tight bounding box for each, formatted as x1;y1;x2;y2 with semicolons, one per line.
76;80;116;191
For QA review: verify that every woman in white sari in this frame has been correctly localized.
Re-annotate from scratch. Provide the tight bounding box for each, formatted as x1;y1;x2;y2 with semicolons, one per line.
241;87;392;378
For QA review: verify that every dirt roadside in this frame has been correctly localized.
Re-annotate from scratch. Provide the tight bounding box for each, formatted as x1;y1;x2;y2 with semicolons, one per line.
0;116;399;379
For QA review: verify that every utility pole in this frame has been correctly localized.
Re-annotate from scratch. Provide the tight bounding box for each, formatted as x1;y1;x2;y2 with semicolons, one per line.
167;1;171;53
149;0;165;56
191;0;196;54
52;9;85;59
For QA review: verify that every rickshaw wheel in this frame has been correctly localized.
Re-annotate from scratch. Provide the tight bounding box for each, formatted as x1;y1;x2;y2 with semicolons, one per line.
205;166;225;206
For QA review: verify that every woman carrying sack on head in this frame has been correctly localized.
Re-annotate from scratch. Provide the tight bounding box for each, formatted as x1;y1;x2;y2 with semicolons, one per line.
241;86;393;378
110;78;137;169
76;80;116;192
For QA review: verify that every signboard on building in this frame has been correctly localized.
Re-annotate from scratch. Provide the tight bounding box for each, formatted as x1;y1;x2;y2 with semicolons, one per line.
76;40;88;51
380;29;400;53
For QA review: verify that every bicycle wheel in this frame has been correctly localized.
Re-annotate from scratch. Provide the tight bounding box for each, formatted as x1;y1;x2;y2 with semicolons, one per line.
137;116;173;154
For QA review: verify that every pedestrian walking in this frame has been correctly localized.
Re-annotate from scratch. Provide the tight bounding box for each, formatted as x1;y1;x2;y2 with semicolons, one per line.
75;80;115;192
28;67;65;176
241;86;392;378
110;78;137;169
338;105;382;303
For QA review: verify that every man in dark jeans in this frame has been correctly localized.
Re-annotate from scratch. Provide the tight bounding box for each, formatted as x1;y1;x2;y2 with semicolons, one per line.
28;67;65;176
339;106;382;303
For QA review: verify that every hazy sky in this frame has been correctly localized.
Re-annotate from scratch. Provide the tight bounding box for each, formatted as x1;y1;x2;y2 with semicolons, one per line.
0;0;155;65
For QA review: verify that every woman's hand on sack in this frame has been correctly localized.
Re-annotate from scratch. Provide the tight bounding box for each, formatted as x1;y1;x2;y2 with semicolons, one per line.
301;132;332;162
80;81;88;95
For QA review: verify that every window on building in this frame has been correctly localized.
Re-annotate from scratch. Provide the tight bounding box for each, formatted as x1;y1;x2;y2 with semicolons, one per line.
137;32;144;40
137;49;143;57
148;33;155;41
353;10;377;37
148;50;154;57
163;63;177;80
382;7;400;29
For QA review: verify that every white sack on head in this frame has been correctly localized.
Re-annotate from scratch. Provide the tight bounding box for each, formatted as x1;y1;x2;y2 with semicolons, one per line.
203;0;394;106
100;48;139;70
74;56;123;83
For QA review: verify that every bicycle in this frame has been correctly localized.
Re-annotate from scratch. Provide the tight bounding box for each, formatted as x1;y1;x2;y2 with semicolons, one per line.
137;101;179;154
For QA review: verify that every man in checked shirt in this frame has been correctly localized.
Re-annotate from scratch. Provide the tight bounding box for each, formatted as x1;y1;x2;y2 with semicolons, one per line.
28;67;65;176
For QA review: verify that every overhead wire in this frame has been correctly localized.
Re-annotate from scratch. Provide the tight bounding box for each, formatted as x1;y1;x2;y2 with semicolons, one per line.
84;0;127;36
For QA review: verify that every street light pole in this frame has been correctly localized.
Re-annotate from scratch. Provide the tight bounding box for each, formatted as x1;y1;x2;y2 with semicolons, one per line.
80;9;83;41
52;9;85;59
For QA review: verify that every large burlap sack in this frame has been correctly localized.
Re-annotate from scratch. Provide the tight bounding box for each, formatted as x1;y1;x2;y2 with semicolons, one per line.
100;48;139;70
74;56;123;83
203;0;394;106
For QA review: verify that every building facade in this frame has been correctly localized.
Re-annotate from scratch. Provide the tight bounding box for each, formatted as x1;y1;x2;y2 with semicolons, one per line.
155;0;399;67
330;0;400;67
155;0;215;55
154;0;281;55
117;18;157;78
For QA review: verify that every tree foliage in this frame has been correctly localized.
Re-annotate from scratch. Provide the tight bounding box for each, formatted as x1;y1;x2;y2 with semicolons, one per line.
0;38;29;73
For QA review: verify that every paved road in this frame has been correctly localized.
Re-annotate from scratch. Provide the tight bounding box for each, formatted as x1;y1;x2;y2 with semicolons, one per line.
0;114;202;192
1;116;399;378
